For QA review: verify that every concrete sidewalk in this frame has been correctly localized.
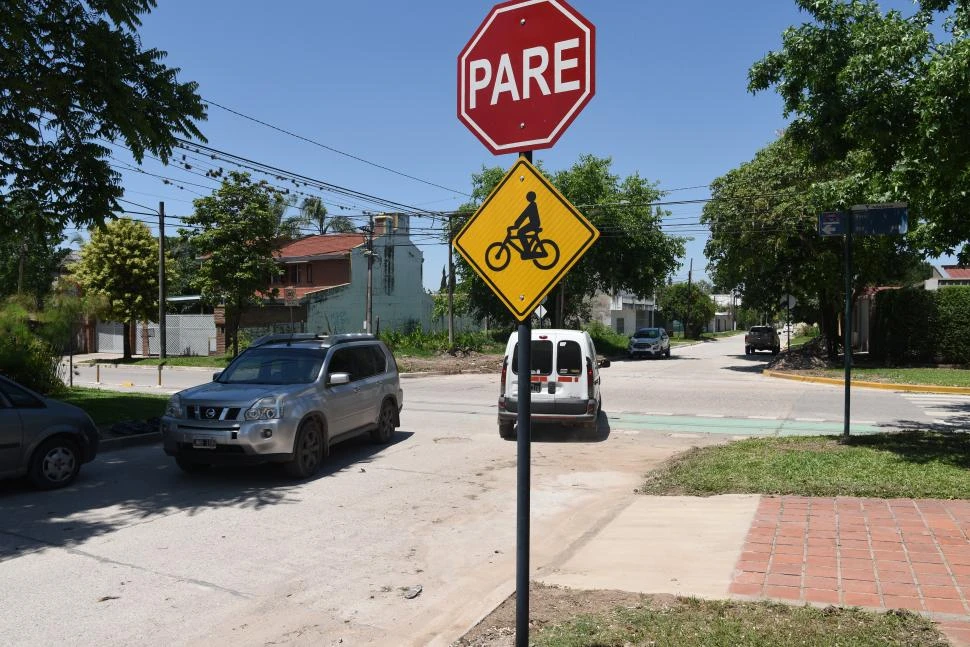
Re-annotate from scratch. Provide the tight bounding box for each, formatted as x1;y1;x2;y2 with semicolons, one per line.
538;493;970;646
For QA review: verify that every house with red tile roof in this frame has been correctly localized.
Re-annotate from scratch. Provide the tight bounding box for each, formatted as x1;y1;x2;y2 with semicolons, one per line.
221;214;433;347
924;265;970;290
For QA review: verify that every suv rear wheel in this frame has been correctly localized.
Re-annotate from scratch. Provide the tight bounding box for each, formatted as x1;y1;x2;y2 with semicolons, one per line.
370;400;396;443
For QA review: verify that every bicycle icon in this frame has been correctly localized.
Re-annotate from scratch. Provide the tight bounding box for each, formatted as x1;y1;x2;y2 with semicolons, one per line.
484;191;561;271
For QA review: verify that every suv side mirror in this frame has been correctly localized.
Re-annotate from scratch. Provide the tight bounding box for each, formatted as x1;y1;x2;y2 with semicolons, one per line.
328;372;350;386
212;371;222;382
597;358;610;368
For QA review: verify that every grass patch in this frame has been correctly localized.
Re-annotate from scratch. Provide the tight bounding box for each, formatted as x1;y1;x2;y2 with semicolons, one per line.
380;329;506;357
81;355;233;368
640;432;970;499
533;598;945;647
60;388;168;425
818;367;970;387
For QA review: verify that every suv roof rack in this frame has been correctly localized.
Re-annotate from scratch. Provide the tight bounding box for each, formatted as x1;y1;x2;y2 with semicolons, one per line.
250;332;377;348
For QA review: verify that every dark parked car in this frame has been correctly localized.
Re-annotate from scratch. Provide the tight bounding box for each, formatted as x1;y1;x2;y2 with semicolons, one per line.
0;375;100;489
744;326;781;355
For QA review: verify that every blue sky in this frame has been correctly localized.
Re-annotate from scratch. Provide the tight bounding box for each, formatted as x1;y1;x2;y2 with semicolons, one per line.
103;0;942;291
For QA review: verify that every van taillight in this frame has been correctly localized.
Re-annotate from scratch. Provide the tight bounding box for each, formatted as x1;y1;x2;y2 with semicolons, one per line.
586;357;594;399
500;357;508;393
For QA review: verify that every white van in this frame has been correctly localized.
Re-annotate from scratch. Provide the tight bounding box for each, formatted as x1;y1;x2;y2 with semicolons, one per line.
497;329;609;439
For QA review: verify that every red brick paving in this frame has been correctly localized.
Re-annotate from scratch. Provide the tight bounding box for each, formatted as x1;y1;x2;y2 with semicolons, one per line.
729;496;970;644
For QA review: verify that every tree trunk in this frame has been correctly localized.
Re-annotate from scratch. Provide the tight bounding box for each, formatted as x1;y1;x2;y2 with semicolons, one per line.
122;321;132;359
228;306;241;357
818;292;839;360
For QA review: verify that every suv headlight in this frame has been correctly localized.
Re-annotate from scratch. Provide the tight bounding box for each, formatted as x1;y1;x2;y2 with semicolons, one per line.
245;397;282;421
165;394;181;418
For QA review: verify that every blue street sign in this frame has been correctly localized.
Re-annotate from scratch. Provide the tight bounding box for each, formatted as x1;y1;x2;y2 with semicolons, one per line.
850;203;908;236
819;212;844;236
818;204;908;237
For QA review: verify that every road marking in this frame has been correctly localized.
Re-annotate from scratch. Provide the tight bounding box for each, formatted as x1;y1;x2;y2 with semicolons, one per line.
795;417;825;422
697;414;725;418
747;416;777;420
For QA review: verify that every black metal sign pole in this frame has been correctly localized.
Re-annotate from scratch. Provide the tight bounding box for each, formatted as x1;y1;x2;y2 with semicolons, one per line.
843;209;854;441
515;150;533;647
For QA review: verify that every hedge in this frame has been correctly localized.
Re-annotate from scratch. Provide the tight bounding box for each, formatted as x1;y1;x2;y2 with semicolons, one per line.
870;286;970;365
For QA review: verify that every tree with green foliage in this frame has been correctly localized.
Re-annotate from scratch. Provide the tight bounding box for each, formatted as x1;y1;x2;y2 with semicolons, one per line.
0;0;206;235
450;155;685;329
71;218;164;359
299;196;356;234
748;0;970;261
182;172;283;356
702;135;929;357
0;197;70;305
657;282;716;339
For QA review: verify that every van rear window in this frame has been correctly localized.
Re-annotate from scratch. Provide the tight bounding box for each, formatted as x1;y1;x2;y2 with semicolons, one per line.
511;341;553;375
557;340;582;376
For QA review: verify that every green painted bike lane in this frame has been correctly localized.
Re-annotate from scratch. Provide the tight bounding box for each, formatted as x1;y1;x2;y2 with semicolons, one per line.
606;412;883;436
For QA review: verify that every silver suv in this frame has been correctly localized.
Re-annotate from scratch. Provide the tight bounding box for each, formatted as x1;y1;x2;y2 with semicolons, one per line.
628;327;671;359
161;333;402;478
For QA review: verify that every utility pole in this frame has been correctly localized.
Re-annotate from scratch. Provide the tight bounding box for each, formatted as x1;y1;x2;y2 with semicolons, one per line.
685;258;693;339
158;201;167;358
447;214;455;347
364;214;374;334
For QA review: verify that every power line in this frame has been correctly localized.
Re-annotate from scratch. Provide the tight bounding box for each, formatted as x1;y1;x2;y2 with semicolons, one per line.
203;97;471;198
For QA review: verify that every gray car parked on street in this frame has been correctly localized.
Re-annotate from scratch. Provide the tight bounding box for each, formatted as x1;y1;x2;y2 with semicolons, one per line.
161;333;403;478
0;375;100;489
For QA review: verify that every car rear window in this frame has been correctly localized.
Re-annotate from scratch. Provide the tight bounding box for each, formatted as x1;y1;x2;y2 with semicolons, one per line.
750;326;772;333
511;340;553;376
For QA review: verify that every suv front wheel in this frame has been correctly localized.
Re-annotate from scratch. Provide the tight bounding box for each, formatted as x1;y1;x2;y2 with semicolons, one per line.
284;419;324;479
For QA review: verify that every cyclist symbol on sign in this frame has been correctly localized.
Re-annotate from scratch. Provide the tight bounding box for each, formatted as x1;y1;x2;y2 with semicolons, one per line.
485;191;561;271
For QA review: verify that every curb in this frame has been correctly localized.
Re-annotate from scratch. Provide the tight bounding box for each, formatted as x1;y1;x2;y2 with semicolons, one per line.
762;369;970;395
99;432;162;453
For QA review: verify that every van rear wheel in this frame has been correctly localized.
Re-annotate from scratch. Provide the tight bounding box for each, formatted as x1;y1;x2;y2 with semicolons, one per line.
499;421;515;440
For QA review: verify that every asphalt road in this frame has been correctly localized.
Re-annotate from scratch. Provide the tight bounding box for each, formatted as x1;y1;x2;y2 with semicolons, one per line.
3;335;965;646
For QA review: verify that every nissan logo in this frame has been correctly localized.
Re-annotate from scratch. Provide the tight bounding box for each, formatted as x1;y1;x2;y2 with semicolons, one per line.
205;408;216;419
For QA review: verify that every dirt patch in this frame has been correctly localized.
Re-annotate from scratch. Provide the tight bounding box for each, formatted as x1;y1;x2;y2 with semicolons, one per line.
766;336;833;372
397;351;503;375
452;582;660;646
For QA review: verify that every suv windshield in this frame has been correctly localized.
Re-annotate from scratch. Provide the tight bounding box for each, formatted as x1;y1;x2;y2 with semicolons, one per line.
633;328;661;339
218;347;327;385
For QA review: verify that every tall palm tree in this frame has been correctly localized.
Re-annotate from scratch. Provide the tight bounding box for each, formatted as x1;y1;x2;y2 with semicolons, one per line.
270;194;302;240
299;197;356;234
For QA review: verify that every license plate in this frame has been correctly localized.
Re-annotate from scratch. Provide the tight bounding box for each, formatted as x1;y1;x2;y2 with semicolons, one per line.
192;438;217;449
531;382;541;393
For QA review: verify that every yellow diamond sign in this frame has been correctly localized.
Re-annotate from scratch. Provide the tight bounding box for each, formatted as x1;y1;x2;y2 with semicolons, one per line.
453;158;599;320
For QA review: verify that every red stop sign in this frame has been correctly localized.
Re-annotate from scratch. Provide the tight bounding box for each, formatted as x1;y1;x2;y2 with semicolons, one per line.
457;0;595;155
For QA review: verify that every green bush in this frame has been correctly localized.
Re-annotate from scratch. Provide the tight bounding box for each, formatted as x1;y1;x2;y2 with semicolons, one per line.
870;288;938;364
0;299;62;394
584;320;629;356
937;287;970;364
379;329;506;356
869;286;970;366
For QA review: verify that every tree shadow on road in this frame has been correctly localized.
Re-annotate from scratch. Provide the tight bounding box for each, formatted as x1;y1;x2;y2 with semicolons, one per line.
845;428;970;469
722;354;776;373
0;431;414;561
